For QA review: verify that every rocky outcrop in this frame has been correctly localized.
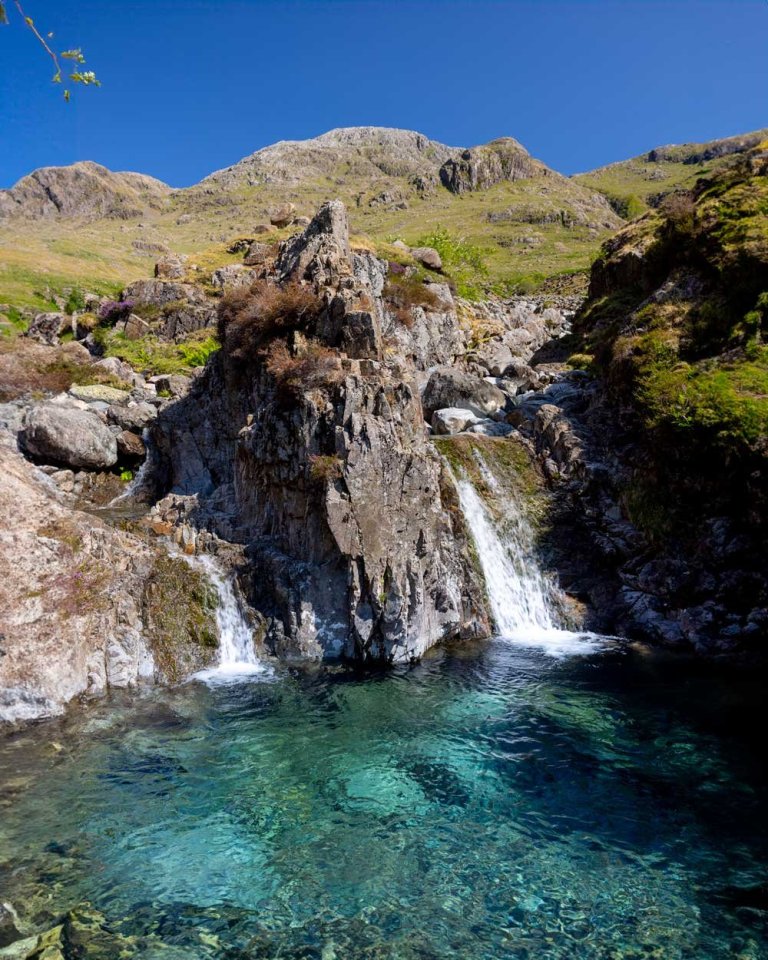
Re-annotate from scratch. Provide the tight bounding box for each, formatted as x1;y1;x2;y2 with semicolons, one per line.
148;200;490;662
422;367;506;420
439;138;549;193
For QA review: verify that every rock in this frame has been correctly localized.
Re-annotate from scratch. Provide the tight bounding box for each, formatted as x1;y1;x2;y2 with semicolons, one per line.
467;419;515;437
422;367;506;419
154;253;188;279
151;373;192;398
211;264;255;290
243;241;271;265
253;223;277;235
269;202;296;227
23;404;118;469
25;312;68;345
440;138;546;194
431;407;483;435
0;903;21;948
0;402;25;435
117;429;146;459
294;216;311;227
122;278;203;307
276;199;352;284
410;246;442;271
116;313;151;340
107;400;157;431
392;239;410;252
69;383;131;404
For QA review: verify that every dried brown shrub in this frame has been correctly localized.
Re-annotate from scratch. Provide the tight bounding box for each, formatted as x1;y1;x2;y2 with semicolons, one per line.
309;454;344;484
218;279;323;362
265;339;343;399
383;274;442;327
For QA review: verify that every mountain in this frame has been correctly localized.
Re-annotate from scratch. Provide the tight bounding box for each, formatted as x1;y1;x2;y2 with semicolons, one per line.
573;127;768;217
0;161;171;221
0;127;620;312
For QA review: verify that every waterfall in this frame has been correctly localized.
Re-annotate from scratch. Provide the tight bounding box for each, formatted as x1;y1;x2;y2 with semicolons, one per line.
454;457;607;657
181;553;270;683
109;428;155;506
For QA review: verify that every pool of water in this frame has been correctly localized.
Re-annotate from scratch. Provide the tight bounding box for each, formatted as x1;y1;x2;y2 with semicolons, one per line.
1;639;766;959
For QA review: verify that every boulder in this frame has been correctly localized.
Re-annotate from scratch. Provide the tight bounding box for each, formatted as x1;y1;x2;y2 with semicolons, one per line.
269;202;296;227
154;254;188;280
116;313;151;340
26;311;68;345
151;373;192;398
243;241;271;266
410;246;442;271
467;420;516;437
24;404;118;468
122;278;202;307
117;429;146;459
211;264;255;290
253;223;277;235
422;367;506;419
431;407;483;435
69;383;131;404
107;400;157;431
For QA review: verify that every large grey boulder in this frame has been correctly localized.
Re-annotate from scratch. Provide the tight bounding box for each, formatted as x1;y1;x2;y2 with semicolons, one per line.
422;367;506;419
24;404;118;469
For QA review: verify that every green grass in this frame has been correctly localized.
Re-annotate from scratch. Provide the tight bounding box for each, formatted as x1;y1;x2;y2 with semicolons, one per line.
97;330;220;376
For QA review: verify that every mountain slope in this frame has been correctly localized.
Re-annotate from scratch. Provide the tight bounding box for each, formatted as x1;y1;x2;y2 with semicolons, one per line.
0;127;621;312
574;127;768;217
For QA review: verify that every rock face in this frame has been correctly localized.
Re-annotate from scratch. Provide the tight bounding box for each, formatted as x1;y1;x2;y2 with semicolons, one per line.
150;200;489;662
439;138;548;193
23;405;118;469
0;161;170;221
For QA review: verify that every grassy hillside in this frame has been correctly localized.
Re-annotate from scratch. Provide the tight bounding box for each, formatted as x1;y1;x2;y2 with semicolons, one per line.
574;128;768;219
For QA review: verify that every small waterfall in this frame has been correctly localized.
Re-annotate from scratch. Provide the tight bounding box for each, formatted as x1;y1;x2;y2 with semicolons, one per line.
454;457;607;657
182;553;269;683
109;428;155;506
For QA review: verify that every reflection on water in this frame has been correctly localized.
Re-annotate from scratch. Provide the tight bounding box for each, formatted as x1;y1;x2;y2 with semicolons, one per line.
0;640;766;959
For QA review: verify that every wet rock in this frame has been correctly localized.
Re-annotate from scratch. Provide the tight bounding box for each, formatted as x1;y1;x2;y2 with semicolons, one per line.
23;404;118;469
431;407;483;435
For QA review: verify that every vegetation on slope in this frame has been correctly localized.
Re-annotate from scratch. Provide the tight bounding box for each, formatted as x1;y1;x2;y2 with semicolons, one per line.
574;139;768;536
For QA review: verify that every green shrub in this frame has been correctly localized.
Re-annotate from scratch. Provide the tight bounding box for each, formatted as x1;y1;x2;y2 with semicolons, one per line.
415;227;488;300
383;273;442;325
64;287;86;315
100;330;219;376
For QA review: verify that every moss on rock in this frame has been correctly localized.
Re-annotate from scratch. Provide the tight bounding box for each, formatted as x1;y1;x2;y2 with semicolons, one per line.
142;555;219;682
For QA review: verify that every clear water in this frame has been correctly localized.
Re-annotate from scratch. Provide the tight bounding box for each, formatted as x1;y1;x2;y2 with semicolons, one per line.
0;642;766;959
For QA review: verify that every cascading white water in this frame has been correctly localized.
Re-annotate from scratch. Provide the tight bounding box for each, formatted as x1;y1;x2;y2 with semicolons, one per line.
183;553;269;683
455;457;607;657
109;428;154;505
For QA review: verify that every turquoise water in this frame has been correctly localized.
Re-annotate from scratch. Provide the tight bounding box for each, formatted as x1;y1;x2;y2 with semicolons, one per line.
0;639;766;958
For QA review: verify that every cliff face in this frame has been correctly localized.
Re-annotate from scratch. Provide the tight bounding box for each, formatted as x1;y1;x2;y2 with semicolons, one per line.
562;140;768;652
149;201;490;661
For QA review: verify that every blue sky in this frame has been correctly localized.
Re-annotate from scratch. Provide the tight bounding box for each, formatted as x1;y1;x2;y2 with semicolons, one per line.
1;0;766;188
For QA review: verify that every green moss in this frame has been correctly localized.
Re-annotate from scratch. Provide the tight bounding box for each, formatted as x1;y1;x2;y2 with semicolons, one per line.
143;555;219;683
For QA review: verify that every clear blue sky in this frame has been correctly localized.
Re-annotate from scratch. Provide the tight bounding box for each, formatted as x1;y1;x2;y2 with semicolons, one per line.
1;0;766;188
